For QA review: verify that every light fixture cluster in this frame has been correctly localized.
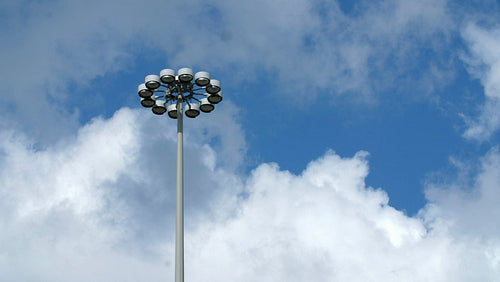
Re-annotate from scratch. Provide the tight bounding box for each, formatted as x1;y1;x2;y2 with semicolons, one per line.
138;67;223;118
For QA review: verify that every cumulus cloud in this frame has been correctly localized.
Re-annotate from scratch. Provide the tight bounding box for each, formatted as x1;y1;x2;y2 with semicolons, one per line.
188;151;428;281
1;108;499;281
0;106;245;281
0;108;148;281
461;23;500;140
188;148;500;281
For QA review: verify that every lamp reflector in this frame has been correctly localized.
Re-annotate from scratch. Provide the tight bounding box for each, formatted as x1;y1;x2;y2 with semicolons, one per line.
206;79;221;94
195;71;210;86
167;103;178;119
185;103;200;118
200;98;215;112
138;83;153;98
178;68;193;83
160;69;176;83
207;91;223;104
145;74;161;89
152;100;167;115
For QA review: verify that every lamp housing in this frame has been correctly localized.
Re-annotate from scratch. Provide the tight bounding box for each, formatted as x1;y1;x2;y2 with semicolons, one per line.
138;83;153;98
207;91;223;104
200;98;214;112
206;79;221;94
178;68;194;83
152;100;167;115
160;69;176;84
167;103;178;119
141;96;156;107
195;71;210;86
145;74;161;89
185;103;200;118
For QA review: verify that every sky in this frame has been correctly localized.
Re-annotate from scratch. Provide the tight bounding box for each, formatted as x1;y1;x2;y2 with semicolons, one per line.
1;0;500;281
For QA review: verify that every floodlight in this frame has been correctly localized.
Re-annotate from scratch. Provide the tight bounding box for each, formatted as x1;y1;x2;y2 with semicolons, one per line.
200;98;214;113
185;103;200;118
178;68;193;83
138;83;153;98
194;71;210;86
206;79;221;94
207;91;223;104
145;74;161;89
167;103;178;119
160;68;176;83
152;100;167;115
141;96;156;107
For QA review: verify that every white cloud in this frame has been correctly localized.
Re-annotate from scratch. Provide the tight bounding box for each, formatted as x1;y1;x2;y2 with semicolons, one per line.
187;151;429;281
0;106;246;281
185;100;247;170
1;1;500;280
186;148;500;281
172;0;454;99
0;0;456;144
461;23;500;140
185;149;496;281
421;147;500;281
0;108;138;218
0;108;153;281
1;109;500;281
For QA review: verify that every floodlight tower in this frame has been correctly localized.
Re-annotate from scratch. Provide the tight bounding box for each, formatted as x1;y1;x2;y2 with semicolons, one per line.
137;68;223;282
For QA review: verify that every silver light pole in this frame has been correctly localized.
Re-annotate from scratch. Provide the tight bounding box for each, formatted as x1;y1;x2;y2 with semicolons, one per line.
175;96;184;282
137;68;223;282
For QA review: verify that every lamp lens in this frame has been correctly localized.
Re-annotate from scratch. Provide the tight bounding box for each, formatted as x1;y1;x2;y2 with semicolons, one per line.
139;89;153;98
196;78;209;86
186;109;199;118
200;103;214;112
179;74;193;82
141;98;156;107
161;75;175;83
146;81;160;89
208;94;222;104
152;107;166;115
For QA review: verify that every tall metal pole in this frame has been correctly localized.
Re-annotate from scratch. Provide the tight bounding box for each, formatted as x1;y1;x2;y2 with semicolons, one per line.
175;96;184;282
139;68;222;281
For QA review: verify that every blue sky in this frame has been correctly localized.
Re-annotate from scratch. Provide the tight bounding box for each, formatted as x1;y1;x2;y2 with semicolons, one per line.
1;0;500;281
